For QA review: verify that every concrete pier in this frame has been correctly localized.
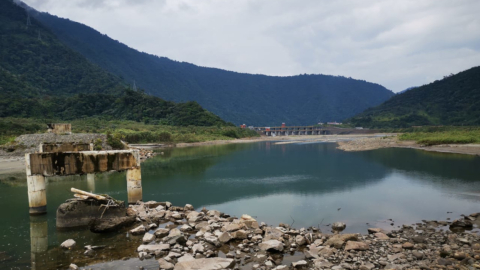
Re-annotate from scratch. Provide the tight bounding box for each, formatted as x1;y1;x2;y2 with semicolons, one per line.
25;150;141;215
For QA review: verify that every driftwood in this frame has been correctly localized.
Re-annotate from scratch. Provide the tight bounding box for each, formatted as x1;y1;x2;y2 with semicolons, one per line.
71;188;107;200
73;194;90;200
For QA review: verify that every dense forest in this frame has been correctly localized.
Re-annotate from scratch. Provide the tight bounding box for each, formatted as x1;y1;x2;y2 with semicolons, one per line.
348;66;480;128
29;5;395;126
0;0;229;127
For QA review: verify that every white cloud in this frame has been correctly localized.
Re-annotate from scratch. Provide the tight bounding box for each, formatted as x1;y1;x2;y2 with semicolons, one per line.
22;0;480;92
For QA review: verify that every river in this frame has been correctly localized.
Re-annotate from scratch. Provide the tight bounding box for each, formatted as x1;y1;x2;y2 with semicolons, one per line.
1;141;480;269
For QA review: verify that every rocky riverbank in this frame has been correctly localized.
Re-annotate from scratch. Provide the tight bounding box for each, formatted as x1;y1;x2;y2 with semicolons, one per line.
70;200;480;270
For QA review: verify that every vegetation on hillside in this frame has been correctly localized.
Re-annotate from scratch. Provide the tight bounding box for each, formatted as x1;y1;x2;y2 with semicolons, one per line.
30;7;394;126
0;1;232;128
349;66;480;128
397;126;480;146
0;117;259;145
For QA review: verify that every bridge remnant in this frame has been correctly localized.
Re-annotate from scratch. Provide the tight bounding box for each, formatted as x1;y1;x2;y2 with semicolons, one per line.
25;150;142;215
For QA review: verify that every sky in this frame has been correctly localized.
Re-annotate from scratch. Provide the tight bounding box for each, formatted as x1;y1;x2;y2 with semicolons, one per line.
21;0;480;92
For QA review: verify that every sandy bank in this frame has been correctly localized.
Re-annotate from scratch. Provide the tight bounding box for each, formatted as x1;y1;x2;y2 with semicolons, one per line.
337;136;480;156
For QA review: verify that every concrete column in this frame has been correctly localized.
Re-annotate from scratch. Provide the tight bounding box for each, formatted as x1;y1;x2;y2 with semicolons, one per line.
26;154;47;215
87;173;95;193
126;167;142;204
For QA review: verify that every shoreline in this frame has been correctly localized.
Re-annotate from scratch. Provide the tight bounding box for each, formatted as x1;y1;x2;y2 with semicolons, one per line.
67;199;480;270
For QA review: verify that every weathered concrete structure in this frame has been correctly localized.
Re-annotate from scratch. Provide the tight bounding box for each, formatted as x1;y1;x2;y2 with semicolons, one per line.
39;142;93;153
254;126;378;136
25;150;142;215
47;123;72;134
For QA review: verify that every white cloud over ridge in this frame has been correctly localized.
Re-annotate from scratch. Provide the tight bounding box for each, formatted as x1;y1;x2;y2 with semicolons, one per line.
22;0;480;92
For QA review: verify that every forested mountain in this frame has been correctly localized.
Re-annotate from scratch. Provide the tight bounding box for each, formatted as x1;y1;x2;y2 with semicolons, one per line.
349;66;480;128
29;6;395;126
0;0;229;126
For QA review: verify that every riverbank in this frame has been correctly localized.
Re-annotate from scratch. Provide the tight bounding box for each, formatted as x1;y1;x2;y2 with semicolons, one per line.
337;136;480;156
66;198;480;270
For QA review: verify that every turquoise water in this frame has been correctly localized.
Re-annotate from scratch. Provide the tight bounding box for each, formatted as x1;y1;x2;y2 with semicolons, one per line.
1;142;480;269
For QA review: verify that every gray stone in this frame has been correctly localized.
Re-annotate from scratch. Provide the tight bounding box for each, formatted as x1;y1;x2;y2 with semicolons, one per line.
174;257;234;270
344;241;369;251
61;239;76;249
130;225;146;235
332;222;346;231
158;258;174;270
292;260;307;268
259;240;284;252
137;244;170;253
142;232;155;243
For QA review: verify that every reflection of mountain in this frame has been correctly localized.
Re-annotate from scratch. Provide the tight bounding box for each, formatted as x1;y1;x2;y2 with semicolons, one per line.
140;143;388;207
358;147;480;188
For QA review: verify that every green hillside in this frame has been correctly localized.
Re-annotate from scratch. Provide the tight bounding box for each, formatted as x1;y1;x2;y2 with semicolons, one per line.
30;7;394;126
349;66;480;128
0;0;229;127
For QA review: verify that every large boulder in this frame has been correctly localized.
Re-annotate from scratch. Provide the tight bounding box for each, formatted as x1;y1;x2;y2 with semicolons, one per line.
264;227;284;241
324;234;358;249
56;198;127;228
174;258;234;270
259;240;284;252
89;215;135;233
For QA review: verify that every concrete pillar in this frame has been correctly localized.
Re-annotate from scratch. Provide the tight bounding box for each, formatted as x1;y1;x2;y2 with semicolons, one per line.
87;173;95;193
26;154;47;215
126;167;142;204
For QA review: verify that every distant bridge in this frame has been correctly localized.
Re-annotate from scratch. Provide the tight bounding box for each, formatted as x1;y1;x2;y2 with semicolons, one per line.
252;126;377;136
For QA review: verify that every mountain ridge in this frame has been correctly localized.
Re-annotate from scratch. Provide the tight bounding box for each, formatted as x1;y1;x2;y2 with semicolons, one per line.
28;6;395;126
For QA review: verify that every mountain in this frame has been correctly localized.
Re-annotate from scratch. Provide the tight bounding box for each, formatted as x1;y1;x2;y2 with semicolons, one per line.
0;0;229;126
397;87;417;94
348;66;480;128
29;7;395;126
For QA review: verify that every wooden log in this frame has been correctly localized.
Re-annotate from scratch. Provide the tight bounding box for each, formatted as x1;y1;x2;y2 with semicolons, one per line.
71;188;107;200
73;194;89;200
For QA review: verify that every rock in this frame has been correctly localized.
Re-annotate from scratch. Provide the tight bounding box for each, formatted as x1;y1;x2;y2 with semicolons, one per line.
313;259;333;268
143;232;156;243
332;222;346;231
402;242;414;249
158;258;175;270
324;234;358;248
388;253;405;262
169;228;182;237
180;224;192;232
264;227;284;241
359;263;375;270
173;257;234;270
184;204;194;211
259;240;284;252
412;236;426;244
295;235;306;246
224;223;243;232
292;260;307;268
207;210;221;217
374;232;389;240
178;253;195;262
130;225;146;235
195;221;209;230
60;239;76;249
218;232;232;243
163;235;187;246
56;198;127;228
187;211;203;223
453;251;467;260
192;243;204;254
344;241;369;251
137;244;170;253
89;215;136;233
367;228;383;234
450;219;473;228
204;236;221;247
69;263;79;270
154;228;170;238
232;230;248;240
412;251;424;259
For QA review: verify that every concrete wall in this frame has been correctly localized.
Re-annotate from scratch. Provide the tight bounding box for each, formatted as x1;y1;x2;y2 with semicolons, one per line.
39;143;92;153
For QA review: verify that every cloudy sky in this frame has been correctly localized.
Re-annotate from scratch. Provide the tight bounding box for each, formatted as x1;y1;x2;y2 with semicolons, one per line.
22;0;480;92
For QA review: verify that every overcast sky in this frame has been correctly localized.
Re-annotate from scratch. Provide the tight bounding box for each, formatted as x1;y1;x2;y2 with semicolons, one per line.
22;0;480;92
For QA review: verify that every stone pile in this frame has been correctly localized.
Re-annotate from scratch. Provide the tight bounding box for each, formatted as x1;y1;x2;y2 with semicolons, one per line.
124;201;480;270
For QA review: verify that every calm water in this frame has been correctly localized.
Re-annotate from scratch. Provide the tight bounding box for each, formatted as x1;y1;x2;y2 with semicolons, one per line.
1;141;480;269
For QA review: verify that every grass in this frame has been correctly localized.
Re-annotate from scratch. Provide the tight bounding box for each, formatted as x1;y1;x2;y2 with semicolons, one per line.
398;126;480;146
0;117;259;145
